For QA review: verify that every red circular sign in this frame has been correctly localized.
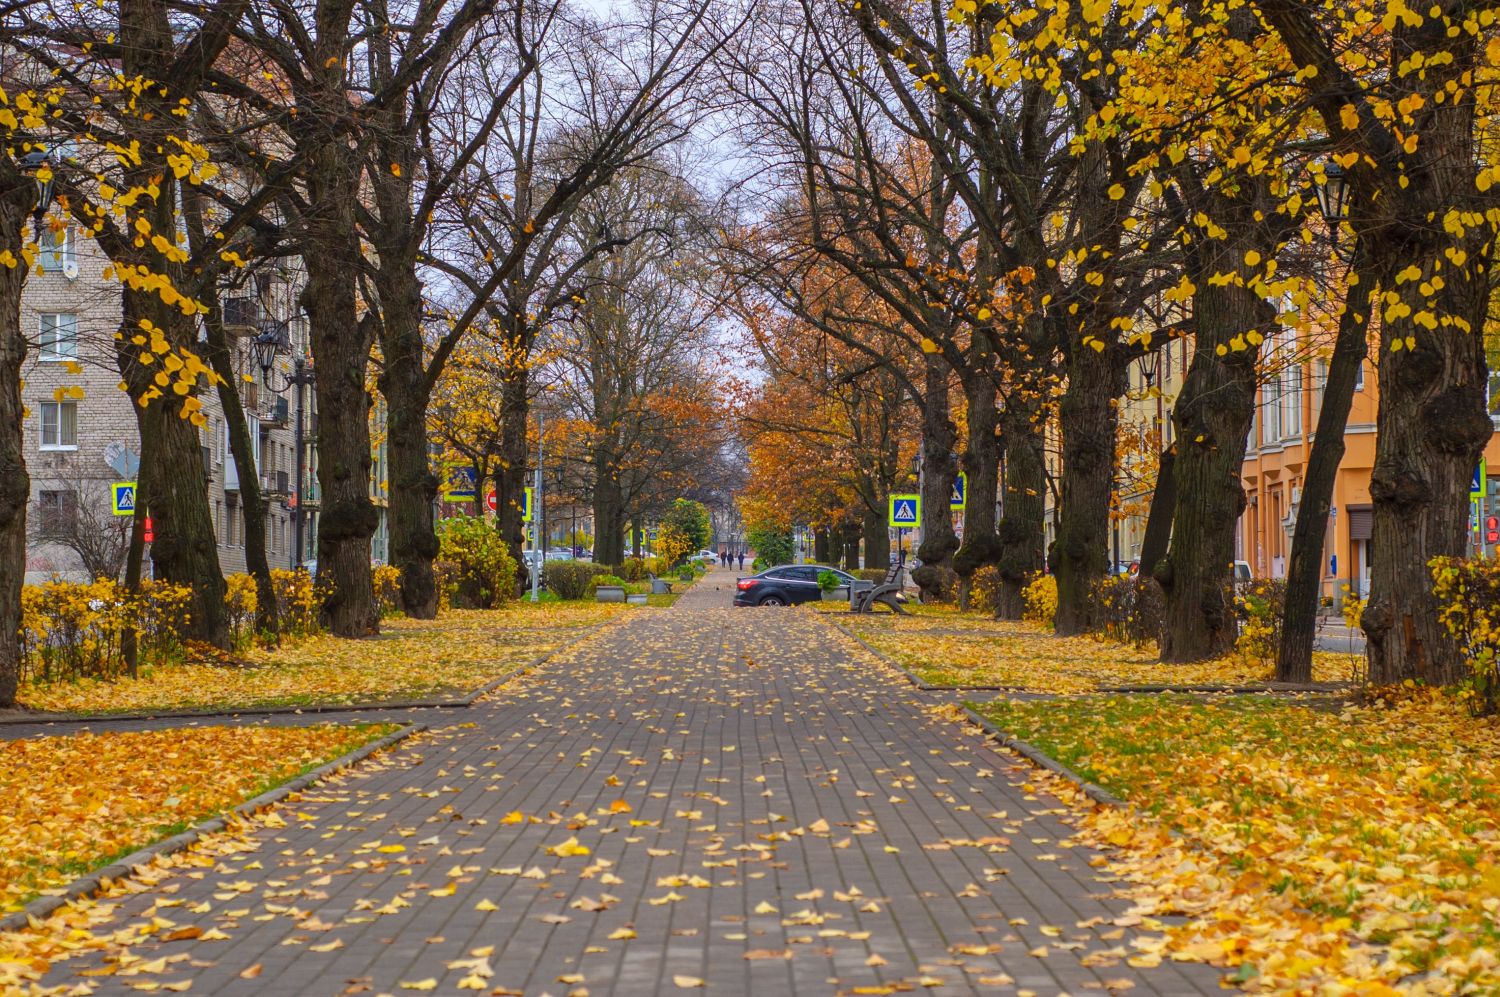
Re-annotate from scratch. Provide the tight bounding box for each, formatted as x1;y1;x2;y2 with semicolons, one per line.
485;490;497;512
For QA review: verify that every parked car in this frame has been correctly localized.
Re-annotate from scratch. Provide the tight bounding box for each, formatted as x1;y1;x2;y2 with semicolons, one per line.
544;549;574;561
734;564;856;607
691;550;718;565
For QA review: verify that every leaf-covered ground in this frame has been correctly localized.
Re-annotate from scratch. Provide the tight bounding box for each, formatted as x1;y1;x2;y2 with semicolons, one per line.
836;612;1355;692
972;691;1500;992
0;723;393;914
18;603;623;715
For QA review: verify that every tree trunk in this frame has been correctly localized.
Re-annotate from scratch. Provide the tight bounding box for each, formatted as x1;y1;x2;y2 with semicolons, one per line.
117;295;230;649
1362;263;1492;685
219;384;277;635
383;358;440;619
1277;250;1375;682
302;261;379;637
953;367;1000;609
814;527;831;564
914;352;959;601
862;504;890;571
497;358;530;590
841;522;861;572
0;179;30;707
593;472;627;567
1157;283;1268;663
186;194;279;637
995;402;1046;620
1138;444;1176;581
1052;343;1121;635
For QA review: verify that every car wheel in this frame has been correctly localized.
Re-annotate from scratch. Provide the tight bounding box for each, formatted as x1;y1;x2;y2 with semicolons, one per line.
758;594;787;607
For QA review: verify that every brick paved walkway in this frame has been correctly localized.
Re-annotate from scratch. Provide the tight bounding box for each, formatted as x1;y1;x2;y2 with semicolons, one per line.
17;566;1221;995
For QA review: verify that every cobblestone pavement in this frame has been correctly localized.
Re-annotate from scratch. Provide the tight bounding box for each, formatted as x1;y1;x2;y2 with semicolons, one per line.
16;566;1222;995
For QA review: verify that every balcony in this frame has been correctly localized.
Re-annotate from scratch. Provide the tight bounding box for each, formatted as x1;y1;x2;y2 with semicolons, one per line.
261;470;291;498
262;394;291;428
221;295;260;337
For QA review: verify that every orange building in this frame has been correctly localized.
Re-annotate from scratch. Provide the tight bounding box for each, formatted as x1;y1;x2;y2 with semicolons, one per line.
1238;348;1500;603
1114;337;1500;606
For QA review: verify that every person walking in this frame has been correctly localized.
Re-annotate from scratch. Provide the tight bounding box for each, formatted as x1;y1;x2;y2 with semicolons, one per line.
737;550;745;571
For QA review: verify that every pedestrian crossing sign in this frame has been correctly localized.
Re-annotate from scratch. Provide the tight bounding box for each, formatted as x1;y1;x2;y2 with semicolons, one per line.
111;482;137;517
951;471;967;509
888;494;921;528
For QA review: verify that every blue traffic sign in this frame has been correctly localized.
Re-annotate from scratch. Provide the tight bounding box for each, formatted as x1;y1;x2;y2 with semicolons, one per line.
111;482;137;517
888;494;921;528
951;471;966;509
445;465;476;502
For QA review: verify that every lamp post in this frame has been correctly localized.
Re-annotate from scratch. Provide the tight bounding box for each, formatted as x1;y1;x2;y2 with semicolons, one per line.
254;323;314;569
20;150;56;236
1312;160;1353;251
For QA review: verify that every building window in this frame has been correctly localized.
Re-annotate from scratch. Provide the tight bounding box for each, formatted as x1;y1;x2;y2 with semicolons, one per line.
1262;377;1282;445
1354;361;1365;393
37;224;76;274
39;401;77;450
38;313;78;361
36;489;78;535
1281;365;1302;439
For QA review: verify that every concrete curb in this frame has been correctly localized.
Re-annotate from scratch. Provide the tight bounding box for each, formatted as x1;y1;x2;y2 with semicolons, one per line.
1;622;610;731
0;721;426;935
960;707;1126;808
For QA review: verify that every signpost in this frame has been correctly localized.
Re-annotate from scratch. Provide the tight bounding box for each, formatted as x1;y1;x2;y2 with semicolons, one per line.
444;465;476;503
889;494;920;569
521;487;534;523
888;494;920;528
110;482;137;517
950;471;966;509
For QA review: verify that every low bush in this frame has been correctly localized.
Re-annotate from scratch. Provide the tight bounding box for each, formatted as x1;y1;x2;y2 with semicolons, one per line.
437;516;518;609
676;566;694;581
19;579;191;684
1022;574;1058;628
1089;575;1165;649
855;568;887;582
543;561;612;600
373;564;403;617
618;558;648;582
271;568;323;636
224;573;259;649
1431;556;1500;716
1234;578;1287;663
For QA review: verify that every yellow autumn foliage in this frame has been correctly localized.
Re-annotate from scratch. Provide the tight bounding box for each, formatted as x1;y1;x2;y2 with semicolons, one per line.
978;691;1500;991
0;724;391;913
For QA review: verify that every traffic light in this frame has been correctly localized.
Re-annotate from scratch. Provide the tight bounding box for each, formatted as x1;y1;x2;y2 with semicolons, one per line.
1488;515;1499;545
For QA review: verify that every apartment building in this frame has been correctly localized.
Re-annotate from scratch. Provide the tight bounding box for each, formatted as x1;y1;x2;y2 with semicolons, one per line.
19;219;388;583
1115;332;1500;603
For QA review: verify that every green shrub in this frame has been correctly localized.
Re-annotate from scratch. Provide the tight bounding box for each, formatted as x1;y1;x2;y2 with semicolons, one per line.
618;558;647;582
543;561;611;600
676;567;694;581
817;570;841;591
437;516;518;609
855;568;887;582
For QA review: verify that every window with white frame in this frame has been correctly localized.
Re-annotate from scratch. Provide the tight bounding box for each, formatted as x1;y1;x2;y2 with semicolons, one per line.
38;313;78;361
37;223;75;274
1262;376;1282;445
39;401;77;449
1281;363;1302;439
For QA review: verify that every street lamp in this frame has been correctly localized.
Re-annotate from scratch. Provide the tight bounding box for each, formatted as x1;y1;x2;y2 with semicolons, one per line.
19;149;56;234
253;320;314;569
1311;160;1352;246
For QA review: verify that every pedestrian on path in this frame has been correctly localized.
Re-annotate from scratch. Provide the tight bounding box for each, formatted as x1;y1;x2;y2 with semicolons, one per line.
737;551;745;570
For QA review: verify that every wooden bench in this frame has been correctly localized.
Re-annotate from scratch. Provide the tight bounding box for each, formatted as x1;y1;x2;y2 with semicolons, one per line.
853;563;909;615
